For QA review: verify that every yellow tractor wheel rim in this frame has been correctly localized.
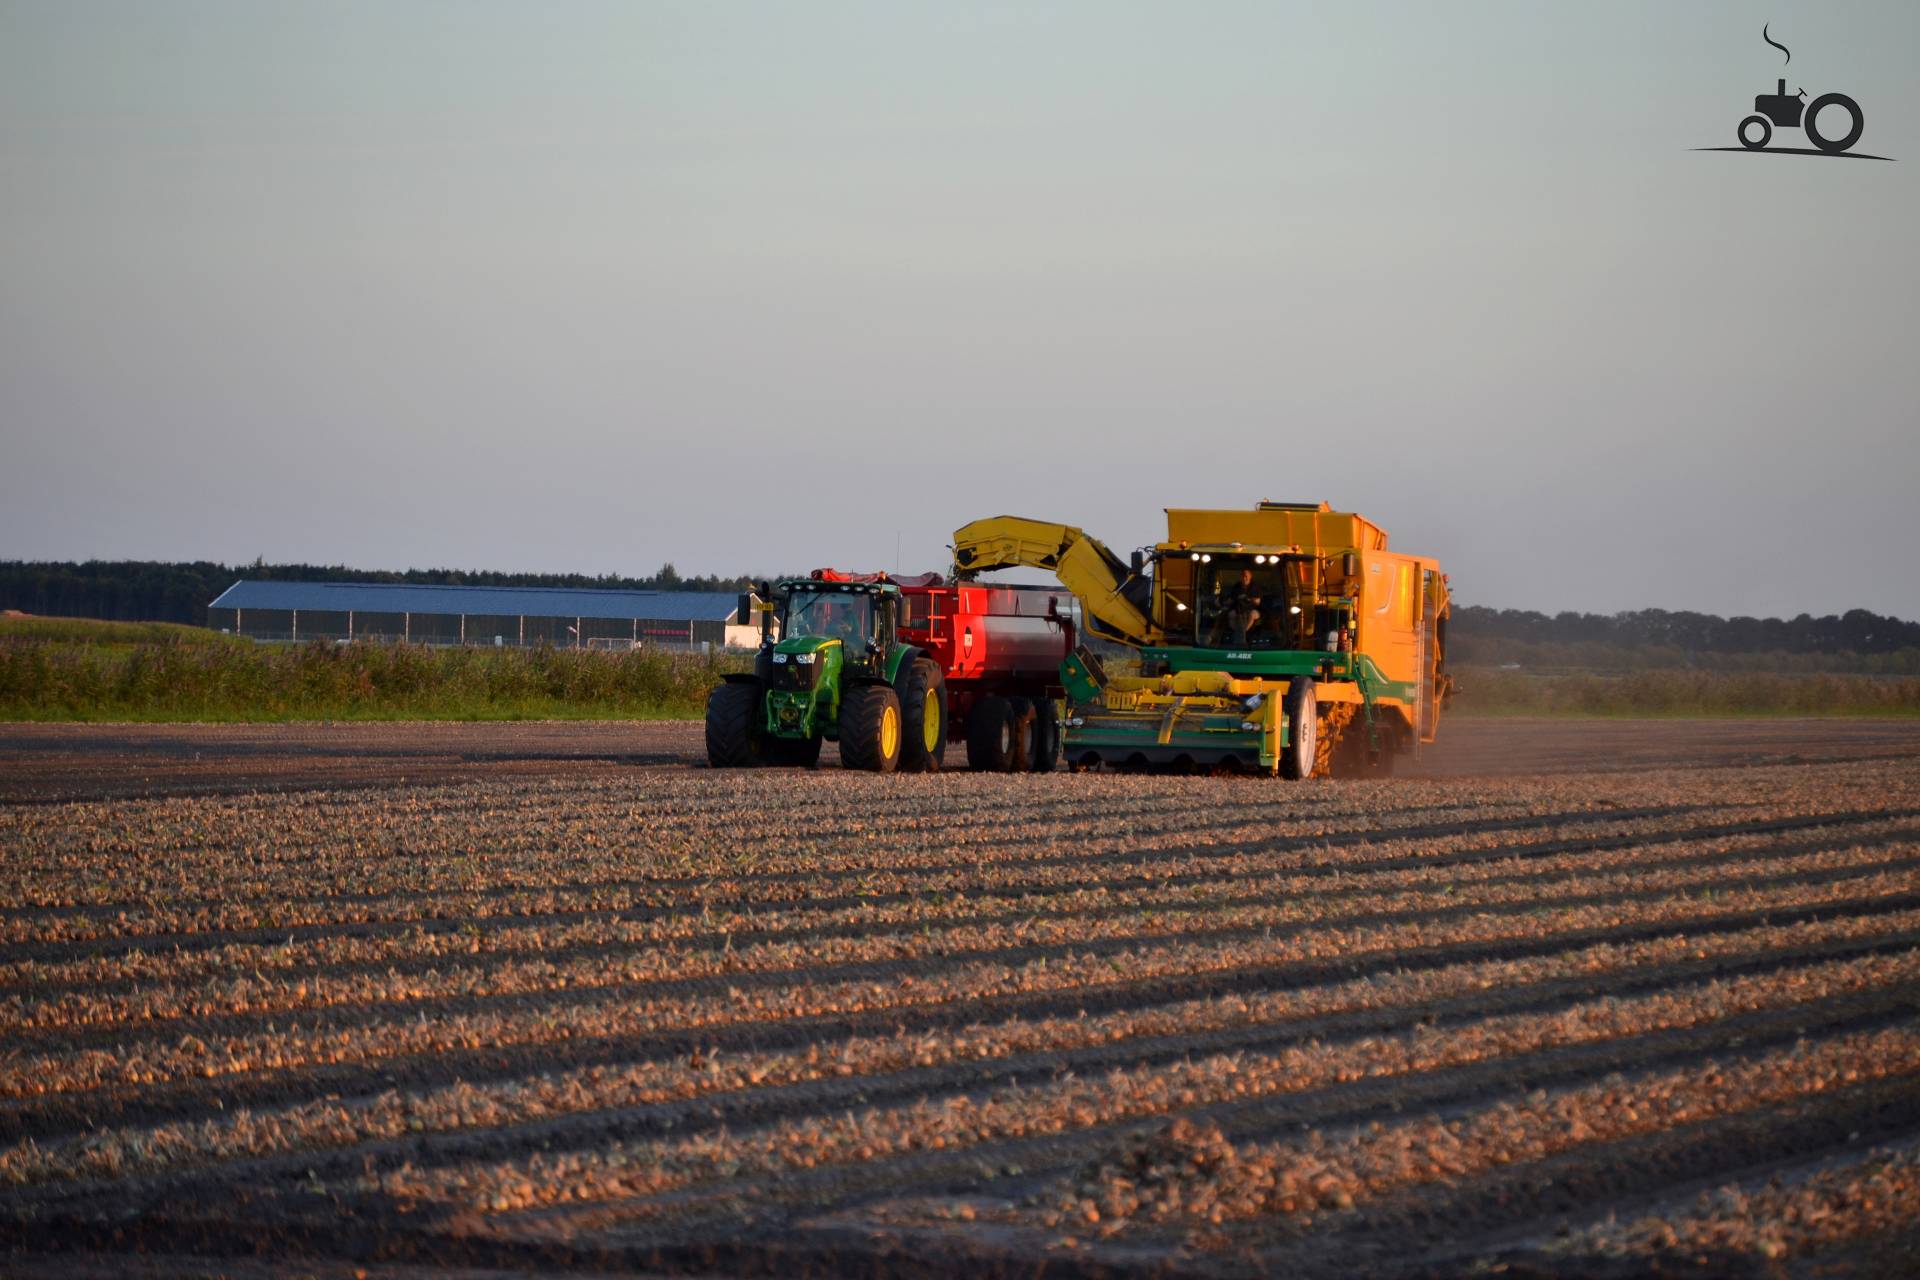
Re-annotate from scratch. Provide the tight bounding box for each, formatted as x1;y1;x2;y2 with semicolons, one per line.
922;689;940;751
881;704;899;758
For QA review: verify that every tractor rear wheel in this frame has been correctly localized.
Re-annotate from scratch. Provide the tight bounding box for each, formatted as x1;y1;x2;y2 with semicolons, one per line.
1280;678;1317;780
966;694;1021;771
839;685;903;773
1029;697;1060;772
705;681;766;768
898;658;948;773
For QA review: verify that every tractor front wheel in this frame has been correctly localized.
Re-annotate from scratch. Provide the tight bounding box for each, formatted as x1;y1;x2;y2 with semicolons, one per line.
1280;678;1318;780
840;685;903;773
705;681;766;768
1737;114;1772;150
898;658;948;773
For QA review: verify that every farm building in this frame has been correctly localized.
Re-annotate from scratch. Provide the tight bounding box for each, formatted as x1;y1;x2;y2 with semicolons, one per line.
206;581;766;649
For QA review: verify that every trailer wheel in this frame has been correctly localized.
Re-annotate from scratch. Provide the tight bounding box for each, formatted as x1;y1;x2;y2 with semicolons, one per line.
1029;697;1060;773
898;658;948;773
839;684;903;773
705;681;766;768
967;694;1019;771
766;734;823;768
1280;678;1317;780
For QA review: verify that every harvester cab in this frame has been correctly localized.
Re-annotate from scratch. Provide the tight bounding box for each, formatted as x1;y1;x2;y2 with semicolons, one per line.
706;571;949;774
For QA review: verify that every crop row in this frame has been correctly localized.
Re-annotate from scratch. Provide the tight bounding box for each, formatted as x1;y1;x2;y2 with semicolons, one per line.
372;983;1920;1217
7;924;1914;1195
1551;1143;1920;1265
6;868;1913;1103
6;834;1911;1036
10;808;1906;997
0;791;1696;925
0;803;1874;950
1018;1026;1920;1237
18;751;1896;910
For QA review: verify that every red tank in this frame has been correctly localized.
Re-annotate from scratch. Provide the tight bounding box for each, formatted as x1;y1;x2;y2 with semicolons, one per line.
898;581;1073;722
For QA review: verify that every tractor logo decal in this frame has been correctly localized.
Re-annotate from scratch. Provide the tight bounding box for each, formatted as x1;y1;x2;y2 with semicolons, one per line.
1696;26;1892;162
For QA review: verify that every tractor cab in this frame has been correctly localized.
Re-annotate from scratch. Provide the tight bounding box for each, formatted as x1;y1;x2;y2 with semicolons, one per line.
778;580;897;672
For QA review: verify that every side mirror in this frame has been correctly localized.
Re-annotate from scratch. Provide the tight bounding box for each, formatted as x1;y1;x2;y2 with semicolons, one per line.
736;592;753;627
1342;552;1359;577
1130;550;1144;576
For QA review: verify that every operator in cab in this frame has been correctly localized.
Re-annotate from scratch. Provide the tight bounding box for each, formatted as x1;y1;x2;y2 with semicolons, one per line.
822;600;865;652
1209;567;1263;646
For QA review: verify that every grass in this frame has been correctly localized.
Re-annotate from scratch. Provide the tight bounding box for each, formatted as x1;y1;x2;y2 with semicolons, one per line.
0;631;747;722
1453;665;1920;718
5;617;1918;722
0;615;246;648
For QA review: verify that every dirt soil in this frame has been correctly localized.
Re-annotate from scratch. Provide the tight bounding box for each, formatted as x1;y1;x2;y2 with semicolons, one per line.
3;718;1919;1278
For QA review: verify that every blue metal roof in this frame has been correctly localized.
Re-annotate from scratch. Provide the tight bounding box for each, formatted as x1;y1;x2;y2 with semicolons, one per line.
208;580;741;622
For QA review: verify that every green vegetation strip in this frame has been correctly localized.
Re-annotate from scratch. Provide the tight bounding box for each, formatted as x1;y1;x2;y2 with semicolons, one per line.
1454;665;1920;719
0;629;746;722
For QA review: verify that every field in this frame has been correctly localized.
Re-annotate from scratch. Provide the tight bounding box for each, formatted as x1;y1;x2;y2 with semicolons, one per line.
4;719;1920;1277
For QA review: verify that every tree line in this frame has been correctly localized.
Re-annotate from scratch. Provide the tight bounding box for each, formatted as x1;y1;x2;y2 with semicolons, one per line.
0;560;769;625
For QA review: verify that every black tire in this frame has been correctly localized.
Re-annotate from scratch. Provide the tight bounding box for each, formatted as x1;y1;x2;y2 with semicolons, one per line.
1804;93;1863;153
1737;114;1771;150
705;681;766;768
1280;677;1317;780
1029;697;1060;773
897;658;948;774
967;694;1019;771
1007;697;1038;772
839;684;903;773
766;734;823;768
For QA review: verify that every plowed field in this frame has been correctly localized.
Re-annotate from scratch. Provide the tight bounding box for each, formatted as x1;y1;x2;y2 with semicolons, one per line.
4;719;1919;1278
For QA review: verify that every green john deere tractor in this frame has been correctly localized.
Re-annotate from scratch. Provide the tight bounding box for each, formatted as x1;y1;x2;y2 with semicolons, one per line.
705;574;948;773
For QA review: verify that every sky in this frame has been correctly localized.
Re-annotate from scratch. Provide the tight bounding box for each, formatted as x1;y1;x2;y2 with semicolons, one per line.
1;1;1915;618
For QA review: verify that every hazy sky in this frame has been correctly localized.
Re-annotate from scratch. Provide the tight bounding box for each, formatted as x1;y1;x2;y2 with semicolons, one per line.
2;1;1915;618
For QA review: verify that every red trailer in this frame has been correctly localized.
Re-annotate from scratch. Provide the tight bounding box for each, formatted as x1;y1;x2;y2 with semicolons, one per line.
811;569;1075;771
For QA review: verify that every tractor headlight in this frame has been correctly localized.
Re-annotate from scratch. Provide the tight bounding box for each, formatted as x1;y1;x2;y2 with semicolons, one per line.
1240;721;1260;731
772;653;789;664
795;652;815;665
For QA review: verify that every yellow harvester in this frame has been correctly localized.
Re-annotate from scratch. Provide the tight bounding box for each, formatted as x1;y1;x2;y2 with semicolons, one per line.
951;502;1451;777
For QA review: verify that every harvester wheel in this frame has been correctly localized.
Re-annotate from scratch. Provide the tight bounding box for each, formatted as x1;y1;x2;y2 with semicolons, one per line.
1029;698;1060;773
766;734;823;768
839;684;903;773
1315;702;1357;779
966;695;1021;772
705;681;766;768
897;658;948;773
1280;678;1317;780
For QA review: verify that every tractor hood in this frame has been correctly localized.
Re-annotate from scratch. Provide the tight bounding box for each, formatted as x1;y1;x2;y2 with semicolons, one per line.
773;635;841;659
